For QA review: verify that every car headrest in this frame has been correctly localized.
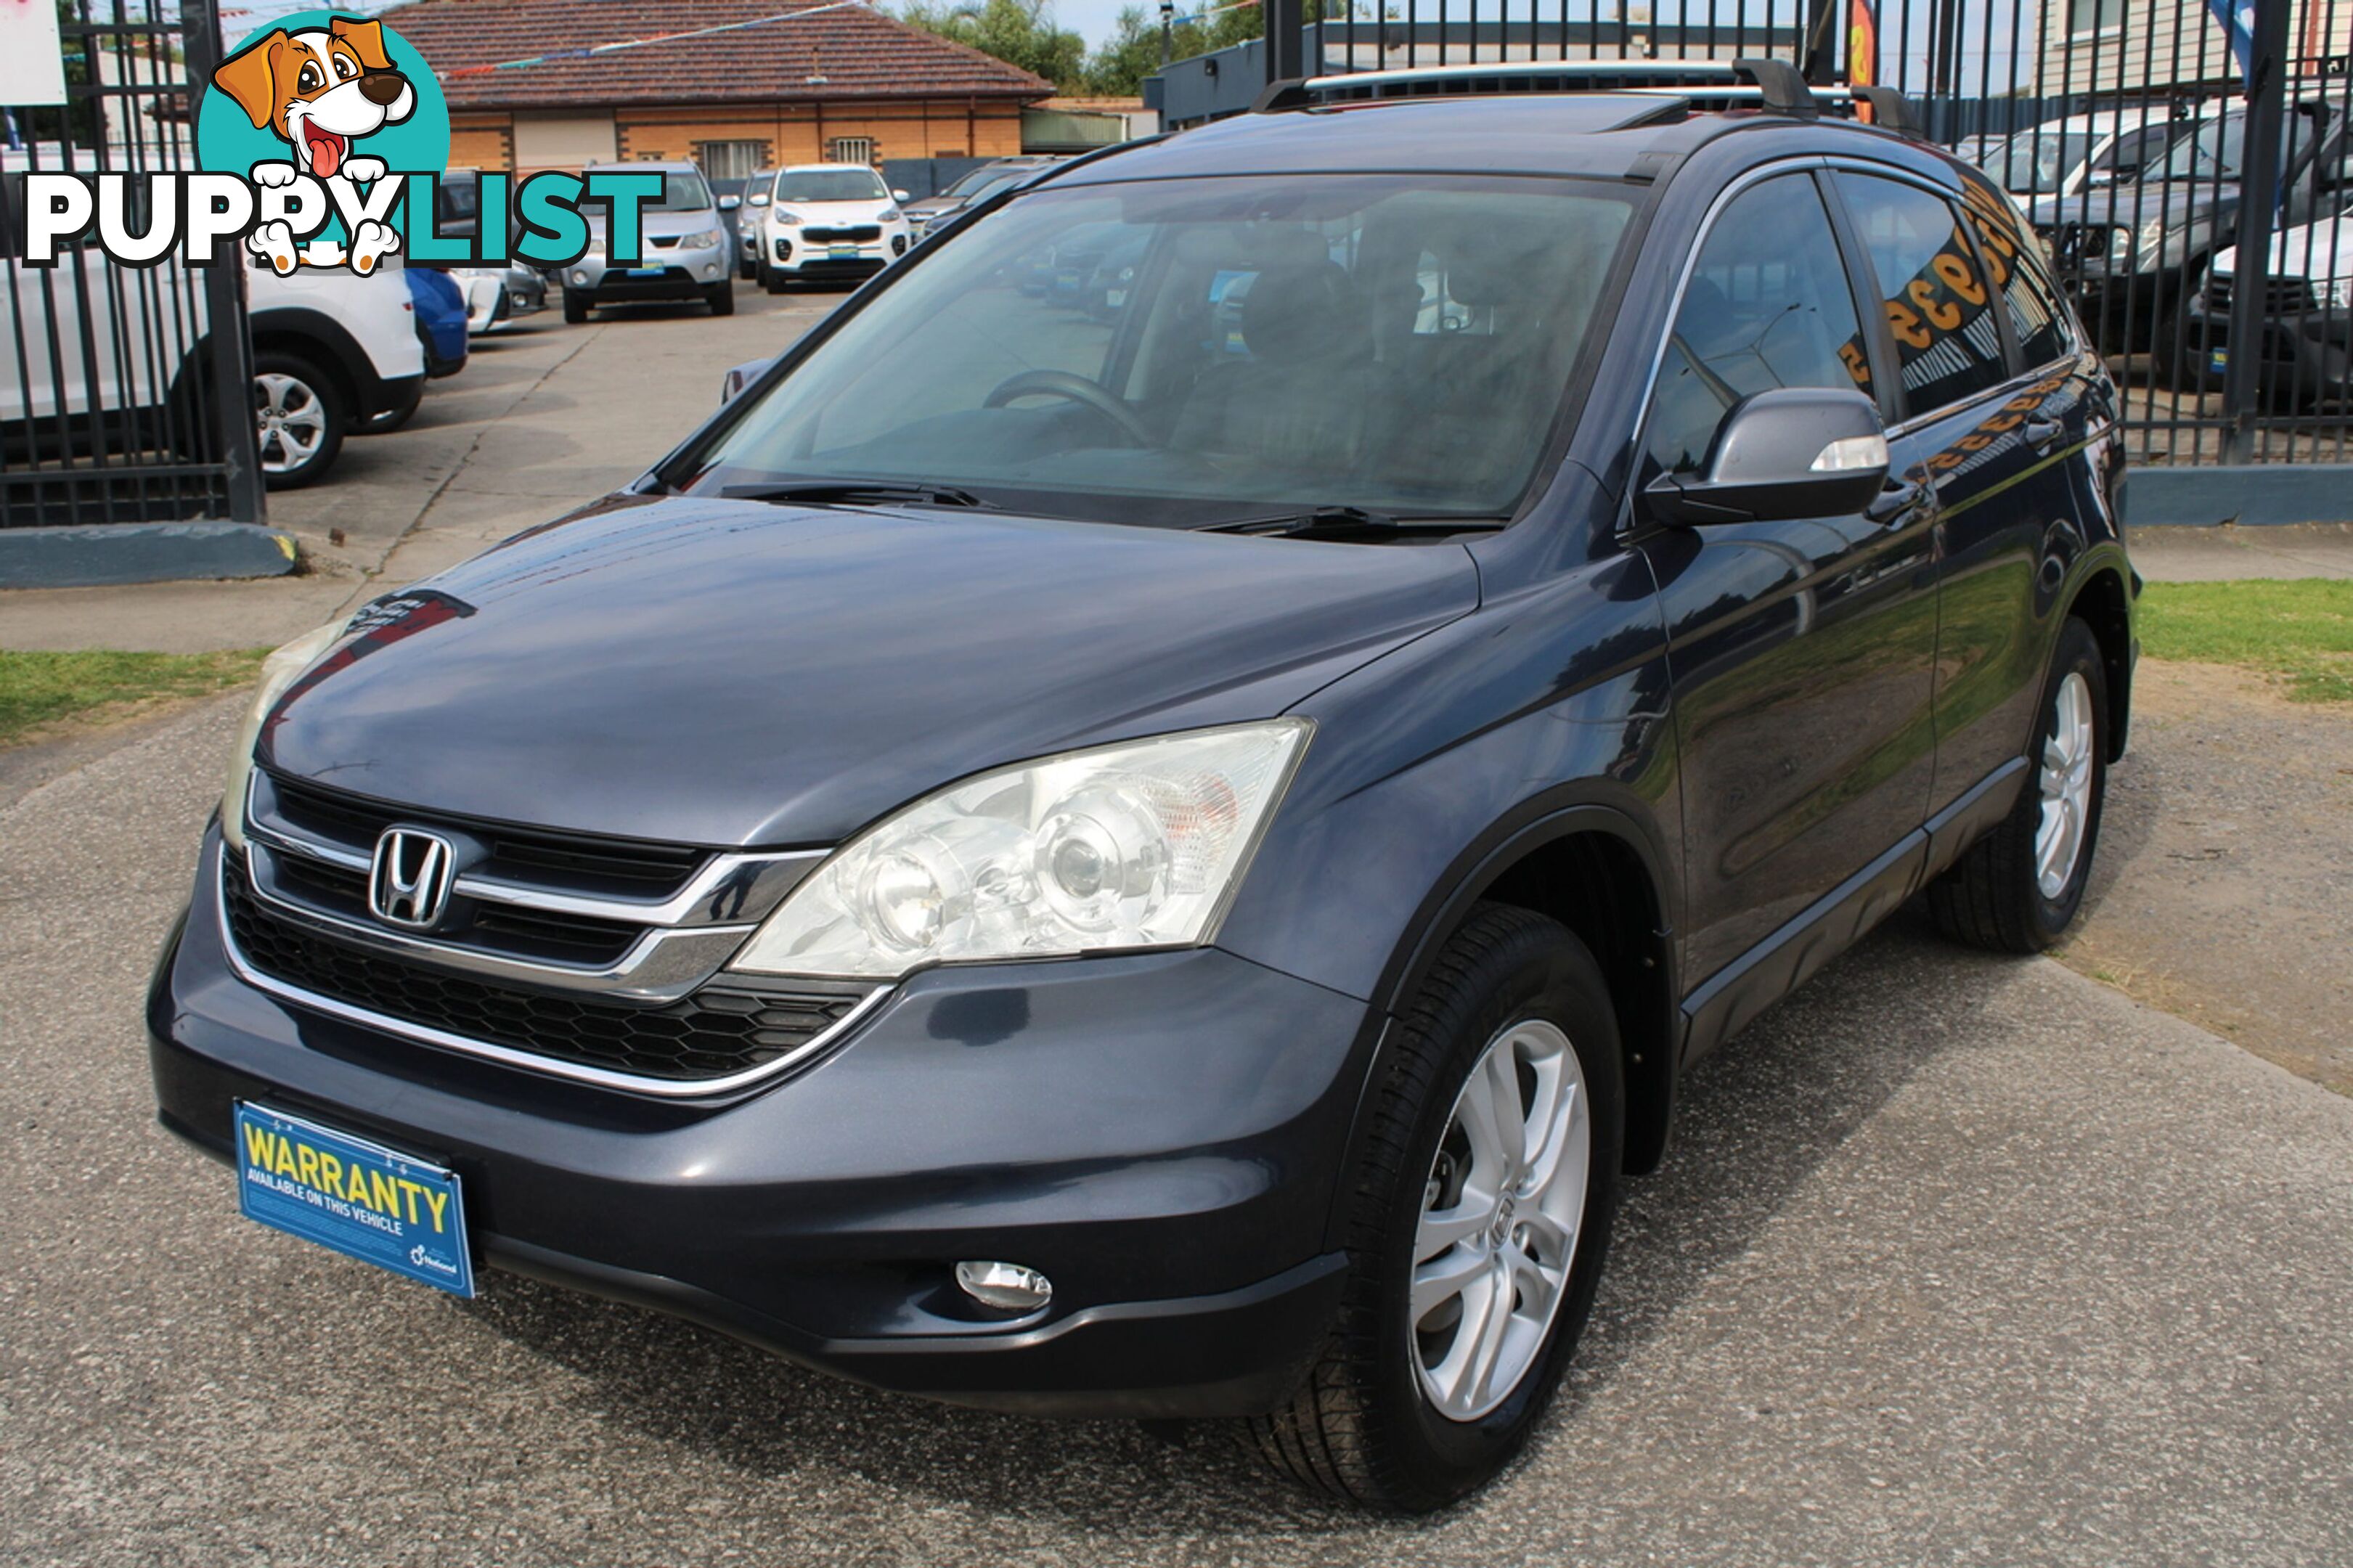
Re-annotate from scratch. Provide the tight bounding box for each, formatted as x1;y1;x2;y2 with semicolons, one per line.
1241;261;1359;366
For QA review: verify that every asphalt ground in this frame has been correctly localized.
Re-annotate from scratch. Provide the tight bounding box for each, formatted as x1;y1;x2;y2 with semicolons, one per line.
5;696;2352;1567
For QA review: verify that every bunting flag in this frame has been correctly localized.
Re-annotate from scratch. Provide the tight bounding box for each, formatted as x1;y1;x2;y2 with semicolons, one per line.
1847;0;1877;89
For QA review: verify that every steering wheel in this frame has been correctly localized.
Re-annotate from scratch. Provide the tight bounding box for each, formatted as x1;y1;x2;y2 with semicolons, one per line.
982;369;1154;446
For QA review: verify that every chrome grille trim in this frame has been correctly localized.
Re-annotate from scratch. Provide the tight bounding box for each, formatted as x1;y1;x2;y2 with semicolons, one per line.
245;785;823;929
216;849;890;1098
245;844;754;1001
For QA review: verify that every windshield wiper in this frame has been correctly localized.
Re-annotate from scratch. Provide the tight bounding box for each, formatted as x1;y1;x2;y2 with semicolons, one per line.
720;481;992;510
1198;506;1507;538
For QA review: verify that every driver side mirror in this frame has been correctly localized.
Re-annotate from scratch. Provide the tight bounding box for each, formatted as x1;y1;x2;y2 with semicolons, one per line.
749;192;770;205
719;193;741;211
1643;388;1891;526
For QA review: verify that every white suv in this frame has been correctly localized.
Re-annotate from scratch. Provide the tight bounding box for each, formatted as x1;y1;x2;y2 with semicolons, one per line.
1;158;424;491
755;164;913;291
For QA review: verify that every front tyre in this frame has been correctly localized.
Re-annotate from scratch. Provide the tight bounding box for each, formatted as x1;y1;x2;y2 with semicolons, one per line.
1930;616;2110;952
706;280;735;317
1244;903;1623;1511
561;288;591;325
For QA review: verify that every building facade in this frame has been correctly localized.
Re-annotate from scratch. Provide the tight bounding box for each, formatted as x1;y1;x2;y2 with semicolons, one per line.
383;0;1052;176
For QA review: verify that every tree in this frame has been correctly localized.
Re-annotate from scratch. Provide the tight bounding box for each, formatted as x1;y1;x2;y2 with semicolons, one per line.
1082;1;1324;97
900;0;1086;89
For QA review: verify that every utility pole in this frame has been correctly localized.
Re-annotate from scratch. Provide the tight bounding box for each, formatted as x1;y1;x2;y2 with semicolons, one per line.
1160;0;1173;67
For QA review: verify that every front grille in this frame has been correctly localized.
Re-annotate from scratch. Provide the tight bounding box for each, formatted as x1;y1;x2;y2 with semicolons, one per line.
802;224;881;244
2203;274;2316;314
224;855;867;1084
264;771;703;897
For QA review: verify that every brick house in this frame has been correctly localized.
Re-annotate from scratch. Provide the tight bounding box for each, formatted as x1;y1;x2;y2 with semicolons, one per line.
382;0;1054;179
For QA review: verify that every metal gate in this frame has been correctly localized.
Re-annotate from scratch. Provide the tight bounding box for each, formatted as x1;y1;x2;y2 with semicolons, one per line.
1219;0;2353;470
1;0;263;528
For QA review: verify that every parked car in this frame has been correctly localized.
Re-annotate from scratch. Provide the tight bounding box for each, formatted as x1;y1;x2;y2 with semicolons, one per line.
736;166;778;279
754;163;913;291
561;160;735;322
1967;107;2181;200
2184;203;2353;403
1;158;424;490
432;168;553;332
360;266;467;433
155;71;2137;1511
2032;99;2352;375
902;155;1064;237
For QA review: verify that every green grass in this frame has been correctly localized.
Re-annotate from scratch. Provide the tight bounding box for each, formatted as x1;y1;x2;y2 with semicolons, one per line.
0;648;269;747
2137;580;2353;703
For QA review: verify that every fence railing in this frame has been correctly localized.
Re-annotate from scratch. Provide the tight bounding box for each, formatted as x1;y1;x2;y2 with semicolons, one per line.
1217;0;2351;468
1;0;261;529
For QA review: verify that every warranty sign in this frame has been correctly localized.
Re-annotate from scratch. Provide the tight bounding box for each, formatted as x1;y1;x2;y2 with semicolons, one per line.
235;1102;475;1297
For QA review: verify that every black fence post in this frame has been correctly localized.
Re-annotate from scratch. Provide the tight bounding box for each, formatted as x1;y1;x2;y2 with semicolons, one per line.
1265;0;1306;85
179;0;266;524
2222;0;2293;464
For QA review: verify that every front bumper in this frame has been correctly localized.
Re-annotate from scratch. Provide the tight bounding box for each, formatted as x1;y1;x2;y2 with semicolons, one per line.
2184;290;2353;396
566;242;728;301
149;828;1370;1416
768;229;908;278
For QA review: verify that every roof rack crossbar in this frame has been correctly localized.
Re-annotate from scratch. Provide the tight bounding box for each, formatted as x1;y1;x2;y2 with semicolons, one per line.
1252;56;1903;128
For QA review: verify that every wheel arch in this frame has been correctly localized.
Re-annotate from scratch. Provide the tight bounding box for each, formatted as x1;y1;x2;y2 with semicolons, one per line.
2066;563;2134;760
1371;802;1682;1179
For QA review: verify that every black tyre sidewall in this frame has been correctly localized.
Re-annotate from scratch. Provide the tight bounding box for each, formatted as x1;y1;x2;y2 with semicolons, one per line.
1369;920;1624;1505
707;281;735;317
252;351;345;491
562;289;590;324
2025;617;2110;942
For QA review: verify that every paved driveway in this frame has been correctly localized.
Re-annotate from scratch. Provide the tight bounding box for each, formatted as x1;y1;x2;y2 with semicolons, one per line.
4;698;2351;1566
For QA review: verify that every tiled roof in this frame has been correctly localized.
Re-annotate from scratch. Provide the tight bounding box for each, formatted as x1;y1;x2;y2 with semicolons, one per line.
382;0;1053;109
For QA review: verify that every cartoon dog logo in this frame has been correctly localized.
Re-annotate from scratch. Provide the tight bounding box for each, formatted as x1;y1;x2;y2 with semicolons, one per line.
211;17;415;274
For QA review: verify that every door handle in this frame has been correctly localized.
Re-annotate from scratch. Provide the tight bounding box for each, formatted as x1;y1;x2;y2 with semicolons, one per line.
2023;416;2065;452
1865;480;1928;526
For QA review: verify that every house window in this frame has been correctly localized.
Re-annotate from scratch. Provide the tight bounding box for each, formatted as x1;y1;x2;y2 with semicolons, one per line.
2067;0;2126;36
693;139;770;181
826;136;876;166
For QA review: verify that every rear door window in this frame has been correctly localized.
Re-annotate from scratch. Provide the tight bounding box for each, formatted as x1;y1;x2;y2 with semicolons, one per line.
1835;173;2012;417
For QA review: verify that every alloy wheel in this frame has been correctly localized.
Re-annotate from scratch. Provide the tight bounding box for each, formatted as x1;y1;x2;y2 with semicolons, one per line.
255;372;327;474
2035;670;2096;899
1410;1018;1591;1422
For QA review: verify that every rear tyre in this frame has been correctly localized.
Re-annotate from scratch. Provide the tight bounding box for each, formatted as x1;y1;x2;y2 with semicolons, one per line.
251;351;346;491
1241;903;1623;1511
1929;616;2109;953
706;280;735;317
562;288;590;324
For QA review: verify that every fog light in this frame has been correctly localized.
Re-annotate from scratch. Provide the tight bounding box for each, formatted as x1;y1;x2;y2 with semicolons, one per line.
892;234;908;256
569;270;587;286
702;263;718;278
954;1259;1052;1313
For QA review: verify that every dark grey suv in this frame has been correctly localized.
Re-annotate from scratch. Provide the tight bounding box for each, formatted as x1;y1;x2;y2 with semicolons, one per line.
149;62;2136;1511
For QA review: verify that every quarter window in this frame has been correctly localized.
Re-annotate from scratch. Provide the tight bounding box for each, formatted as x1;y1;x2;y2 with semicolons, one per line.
1645;174;1873;477
1836;173;2012;416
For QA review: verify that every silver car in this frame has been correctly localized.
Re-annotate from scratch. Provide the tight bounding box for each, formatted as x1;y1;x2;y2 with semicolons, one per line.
560;160;735;322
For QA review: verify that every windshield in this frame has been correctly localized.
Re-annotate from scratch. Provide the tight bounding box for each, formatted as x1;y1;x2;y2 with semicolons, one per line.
1981;129;2084;192
2143;111;2322;181
945;164;1025;198
774;169;889;203
688;175;1636;523
651;171;712;211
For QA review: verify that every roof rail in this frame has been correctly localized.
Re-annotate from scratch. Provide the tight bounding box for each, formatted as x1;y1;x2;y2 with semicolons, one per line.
1252;57;1909;128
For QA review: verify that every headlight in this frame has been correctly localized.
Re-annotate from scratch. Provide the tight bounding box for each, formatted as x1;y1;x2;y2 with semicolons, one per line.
728;720;1312;979
879;207;903;222
772;210;802;227
677;228;724;250
218;616;351;851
